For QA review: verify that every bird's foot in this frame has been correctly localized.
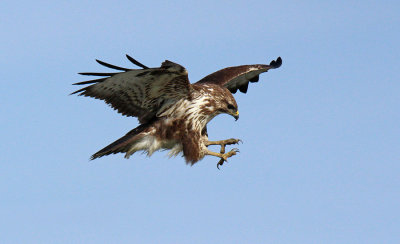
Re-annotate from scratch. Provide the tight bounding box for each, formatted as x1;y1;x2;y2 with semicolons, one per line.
216;148;240;170
205;138;242;147
205;139;242;169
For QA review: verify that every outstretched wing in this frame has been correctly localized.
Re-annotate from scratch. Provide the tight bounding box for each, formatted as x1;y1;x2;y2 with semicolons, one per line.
71;55;191;123
196;57;282;94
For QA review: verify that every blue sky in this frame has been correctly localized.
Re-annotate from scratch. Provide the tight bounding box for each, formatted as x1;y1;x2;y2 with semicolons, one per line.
1;0;399;243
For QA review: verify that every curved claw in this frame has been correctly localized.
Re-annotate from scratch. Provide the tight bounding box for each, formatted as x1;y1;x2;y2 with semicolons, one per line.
231;139;242;145
216;159;225;170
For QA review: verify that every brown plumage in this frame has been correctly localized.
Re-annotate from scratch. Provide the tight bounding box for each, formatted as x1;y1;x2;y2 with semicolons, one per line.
72;55;282;167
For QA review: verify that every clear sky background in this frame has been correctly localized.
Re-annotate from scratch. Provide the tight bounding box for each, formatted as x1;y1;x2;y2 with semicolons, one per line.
1;0;399;243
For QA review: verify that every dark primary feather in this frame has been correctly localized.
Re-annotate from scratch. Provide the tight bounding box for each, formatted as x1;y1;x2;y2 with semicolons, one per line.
196;57;282;94
71;78;107;89
269;57;283;68
126;54;149;69
78;72;120;76
96;59;130;71
74;55;149;82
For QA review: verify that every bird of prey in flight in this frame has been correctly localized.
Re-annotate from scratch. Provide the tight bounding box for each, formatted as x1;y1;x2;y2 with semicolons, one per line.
71;55;282;168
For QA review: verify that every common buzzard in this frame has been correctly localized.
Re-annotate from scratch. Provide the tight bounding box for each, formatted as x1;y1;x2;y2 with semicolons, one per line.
72;55;282;168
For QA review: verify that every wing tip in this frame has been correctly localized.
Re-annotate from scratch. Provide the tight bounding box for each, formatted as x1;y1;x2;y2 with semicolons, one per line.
270;57;282;68
126;54;149;69
90;154;99;160
95;59;130;71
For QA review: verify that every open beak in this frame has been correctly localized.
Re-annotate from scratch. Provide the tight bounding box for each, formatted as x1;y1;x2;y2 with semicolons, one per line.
233;110;239;121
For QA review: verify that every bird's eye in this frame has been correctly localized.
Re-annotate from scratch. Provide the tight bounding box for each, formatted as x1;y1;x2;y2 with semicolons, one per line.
227;103;235;110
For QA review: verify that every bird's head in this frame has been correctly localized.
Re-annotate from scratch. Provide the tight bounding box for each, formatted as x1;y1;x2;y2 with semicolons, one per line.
215;87;239;121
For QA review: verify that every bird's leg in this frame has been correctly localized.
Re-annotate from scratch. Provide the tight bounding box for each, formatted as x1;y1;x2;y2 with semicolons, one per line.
205;148;240;169
217;144;226;169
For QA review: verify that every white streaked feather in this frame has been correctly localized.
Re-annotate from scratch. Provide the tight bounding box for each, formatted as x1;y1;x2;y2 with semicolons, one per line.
167;144;183;157
125;134;182;159
125;135;157;158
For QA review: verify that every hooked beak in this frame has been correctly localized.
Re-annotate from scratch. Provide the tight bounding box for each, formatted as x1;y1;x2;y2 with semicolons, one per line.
233;110;239;121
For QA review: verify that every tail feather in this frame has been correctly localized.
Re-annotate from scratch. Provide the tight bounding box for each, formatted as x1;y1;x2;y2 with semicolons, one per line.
90;123;150;160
